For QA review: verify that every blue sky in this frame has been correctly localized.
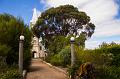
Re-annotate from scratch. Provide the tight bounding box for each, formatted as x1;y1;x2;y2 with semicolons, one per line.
0;0;44;24
0;0;120;49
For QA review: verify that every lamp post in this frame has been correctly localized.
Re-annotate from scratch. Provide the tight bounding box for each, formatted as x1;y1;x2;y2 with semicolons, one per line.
70;37;75;67
19;35;24;74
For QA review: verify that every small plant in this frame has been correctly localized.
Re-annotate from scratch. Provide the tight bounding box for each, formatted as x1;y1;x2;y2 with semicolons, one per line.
0;68;22;79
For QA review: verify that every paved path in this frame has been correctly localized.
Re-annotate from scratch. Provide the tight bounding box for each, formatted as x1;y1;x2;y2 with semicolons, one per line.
26;59;68;79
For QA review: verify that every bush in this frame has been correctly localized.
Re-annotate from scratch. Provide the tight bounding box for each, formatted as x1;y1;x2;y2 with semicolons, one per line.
0;68;22;79
50;54;62;66
99;43;120;66
0;14;32;69
74;43;120;79
111;54;120;66
50;46;71;67
0;44;10;68
96;66;120;79
23;49;31;70
47;36;70;55
75;46;113;66
67;63;81;79
59;46;71;66
0;44;11;57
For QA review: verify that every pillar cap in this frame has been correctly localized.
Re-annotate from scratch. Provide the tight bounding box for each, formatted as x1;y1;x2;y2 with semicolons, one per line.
20;35;24;41
70;37;75;42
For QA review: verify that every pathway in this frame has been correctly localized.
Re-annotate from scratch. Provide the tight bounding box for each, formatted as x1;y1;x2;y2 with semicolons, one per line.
26;59;68;79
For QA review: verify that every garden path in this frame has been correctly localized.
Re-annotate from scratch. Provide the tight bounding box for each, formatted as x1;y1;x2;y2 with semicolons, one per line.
26;59;68;79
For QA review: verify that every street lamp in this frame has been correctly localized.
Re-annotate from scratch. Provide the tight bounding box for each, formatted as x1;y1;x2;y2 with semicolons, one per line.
70;37;75;67
70;37;75;42
19;35;24;75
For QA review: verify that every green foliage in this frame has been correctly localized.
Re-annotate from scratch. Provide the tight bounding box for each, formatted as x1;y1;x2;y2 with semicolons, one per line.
68;63;81;78
50;54;62;66
50;46;71;67
0;44;11;57
47;36;70;54
33;5;95;38
96;66;120;79
73;42;120;79
0;68;22;79
59;46;71;66
68;66;77;78
0;57;7;71
75;44;115;66
98;42;120;66
75;33;86;48
33;5;95;52
112;54;120;66
0;13;32;68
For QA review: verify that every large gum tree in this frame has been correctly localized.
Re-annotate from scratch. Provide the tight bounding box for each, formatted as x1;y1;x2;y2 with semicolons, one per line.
33;5;95;51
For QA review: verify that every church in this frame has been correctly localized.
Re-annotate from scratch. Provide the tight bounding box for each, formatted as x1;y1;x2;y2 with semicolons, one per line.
30;8;47;58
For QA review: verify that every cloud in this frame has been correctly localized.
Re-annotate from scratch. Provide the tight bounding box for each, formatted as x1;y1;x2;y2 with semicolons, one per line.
85;39;120;49
86;39;120;49
93;19;120;37
85;40;100;49
41;0;120;49
40;0;46;4
43;0;119;37
79;0;118;23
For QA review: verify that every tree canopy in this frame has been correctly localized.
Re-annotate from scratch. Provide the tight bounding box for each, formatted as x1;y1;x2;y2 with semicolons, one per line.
32;5;95;53
33;5;95;38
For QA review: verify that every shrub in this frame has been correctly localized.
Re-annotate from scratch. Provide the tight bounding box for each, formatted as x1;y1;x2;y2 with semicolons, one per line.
49;46;71;67
96;66;120;79
99;43;120;66
59;46;71;66
0;44;11;57
75;46;113;66
0;44;11;68
50;54;62;66
111;54;120;66
0;14;32;69
0;68;22;79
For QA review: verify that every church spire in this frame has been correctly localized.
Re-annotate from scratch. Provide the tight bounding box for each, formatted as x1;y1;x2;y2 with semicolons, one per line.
30;8;41;28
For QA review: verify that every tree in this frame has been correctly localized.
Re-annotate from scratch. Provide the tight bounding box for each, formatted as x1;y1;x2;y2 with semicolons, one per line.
76;33;86;48
0;13;32;68
33;5;95;46
33;5;95;37
99;42;108;48
47;36;70;54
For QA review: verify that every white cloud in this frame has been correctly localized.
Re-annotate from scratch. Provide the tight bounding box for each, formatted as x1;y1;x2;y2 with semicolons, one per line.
43;0;119;23
40;0;46;4
41;0;120;49
93;19;120;37
85;40;100;49
79;0;119;23
86;39;120;49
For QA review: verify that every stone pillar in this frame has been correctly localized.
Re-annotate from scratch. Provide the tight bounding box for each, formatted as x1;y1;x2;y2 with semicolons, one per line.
70;37;75;67
19;35;24;75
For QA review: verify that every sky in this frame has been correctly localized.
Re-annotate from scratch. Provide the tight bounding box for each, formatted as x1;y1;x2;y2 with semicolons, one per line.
0;0;120;49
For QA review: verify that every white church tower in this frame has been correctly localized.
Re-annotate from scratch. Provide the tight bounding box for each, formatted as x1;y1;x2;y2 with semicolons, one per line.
30;8;41;27
30;8;47;58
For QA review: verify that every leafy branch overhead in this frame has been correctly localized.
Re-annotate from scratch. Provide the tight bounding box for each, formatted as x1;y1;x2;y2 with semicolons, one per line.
33;5;95;38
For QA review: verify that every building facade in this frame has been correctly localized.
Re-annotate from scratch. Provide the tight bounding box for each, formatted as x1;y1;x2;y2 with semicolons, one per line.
30;8;47;58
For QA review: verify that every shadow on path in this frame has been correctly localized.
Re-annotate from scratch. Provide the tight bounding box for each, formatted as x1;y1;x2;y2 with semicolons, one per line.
26;59;67;79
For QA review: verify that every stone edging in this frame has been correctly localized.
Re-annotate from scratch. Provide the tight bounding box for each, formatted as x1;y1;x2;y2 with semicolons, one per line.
23;70;27;79
40;59;68;75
